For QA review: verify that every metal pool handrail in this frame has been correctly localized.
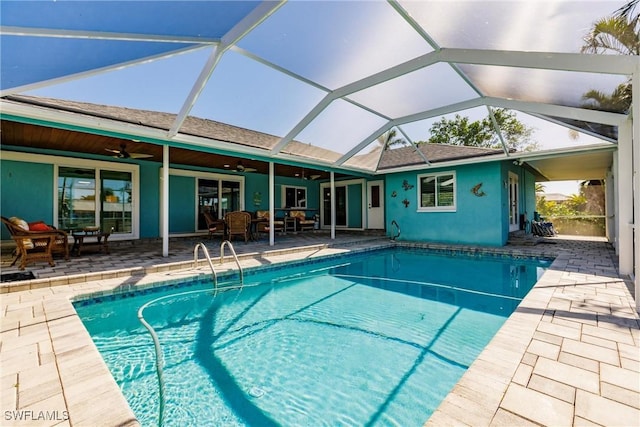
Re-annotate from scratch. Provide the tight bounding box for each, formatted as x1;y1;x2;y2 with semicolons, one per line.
220;240;244;288
193;242;218;289
137;303;166;426
391;220;401;240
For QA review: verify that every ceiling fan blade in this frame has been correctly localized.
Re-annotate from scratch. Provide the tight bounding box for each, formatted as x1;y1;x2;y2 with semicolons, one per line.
244;167;257;172
105;148;121;154
128;153;153;159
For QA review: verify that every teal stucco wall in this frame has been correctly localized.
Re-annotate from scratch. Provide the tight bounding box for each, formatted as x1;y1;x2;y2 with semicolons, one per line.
386;162;506;246
347;183;363;228
139;163;160;238
168;175;195;233
0;160;54;240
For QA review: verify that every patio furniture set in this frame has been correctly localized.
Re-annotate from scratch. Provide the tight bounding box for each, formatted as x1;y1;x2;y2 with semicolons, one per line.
2;209;316;270
204;209;317;243
1;216;110;270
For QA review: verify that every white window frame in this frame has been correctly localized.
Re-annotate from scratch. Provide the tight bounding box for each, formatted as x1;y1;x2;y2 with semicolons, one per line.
281;184;307;208
417;171;457;212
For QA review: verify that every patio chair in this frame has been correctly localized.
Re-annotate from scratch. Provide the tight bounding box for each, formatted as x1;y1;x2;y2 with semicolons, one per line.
255;210;284;237
224;211;251;243
1;216;69;270
203;211;226;240
289;210;315;232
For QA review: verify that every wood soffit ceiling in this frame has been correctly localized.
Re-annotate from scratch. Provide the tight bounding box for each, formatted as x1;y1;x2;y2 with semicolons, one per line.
0;120;344;180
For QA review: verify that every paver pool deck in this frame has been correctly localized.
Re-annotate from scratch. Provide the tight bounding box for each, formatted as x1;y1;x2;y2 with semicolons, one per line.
1;233;638;426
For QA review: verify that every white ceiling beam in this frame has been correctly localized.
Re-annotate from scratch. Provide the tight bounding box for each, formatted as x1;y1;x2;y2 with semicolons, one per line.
526;112;616;143
439;48;636;75
1;25;219;44
168;1;286;138
483;97;626;126
335;122;396;166
0;45;207;97
271;50;443;155
486;106;510;155
270;94;335;154
396;125;432;165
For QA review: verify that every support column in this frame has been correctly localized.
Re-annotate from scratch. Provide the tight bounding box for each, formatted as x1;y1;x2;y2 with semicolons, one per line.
618;119;633;275
330;171;335;240
605;169;615;246
633;64;639;313
162;144;169;257
269;161;275;246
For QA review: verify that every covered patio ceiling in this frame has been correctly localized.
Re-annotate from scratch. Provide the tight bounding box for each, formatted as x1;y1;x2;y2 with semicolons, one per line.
0;1;633;179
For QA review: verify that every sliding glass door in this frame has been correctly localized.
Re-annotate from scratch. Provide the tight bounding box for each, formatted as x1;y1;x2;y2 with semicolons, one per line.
197;177;242;230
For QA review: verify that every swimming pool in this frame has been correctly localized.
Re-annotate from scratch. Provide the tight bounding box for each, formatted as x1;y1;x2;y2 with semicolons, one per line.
75;247;551;426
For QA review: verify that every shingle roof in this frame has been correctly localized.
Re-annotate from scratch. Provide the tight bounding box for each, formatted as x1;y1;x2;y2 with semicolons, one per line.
377;142;504;170
4;95;508;170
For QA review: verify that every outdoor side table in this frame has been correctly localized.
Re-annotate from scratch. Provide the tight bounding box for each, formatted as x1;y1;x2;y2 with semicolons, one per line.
71;230;111;256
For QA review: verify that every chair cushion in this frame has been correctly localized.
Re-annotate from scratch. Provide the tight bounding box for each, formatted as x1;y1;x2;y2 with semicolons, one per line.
29;221;53;231
9;217;34;249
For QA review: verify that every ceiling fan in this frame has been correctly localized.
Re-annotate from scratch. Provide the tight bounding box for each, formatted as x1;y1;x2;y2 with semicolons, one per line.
106;143;153;159
297;169;321;180
235;161;257;173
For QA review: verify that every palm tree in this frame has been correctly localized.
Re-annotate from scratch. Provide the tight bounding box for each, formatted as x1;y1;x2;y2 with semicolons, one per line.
616;0;638;20
376;129;406;151
581;14;639;56
581;3;639;112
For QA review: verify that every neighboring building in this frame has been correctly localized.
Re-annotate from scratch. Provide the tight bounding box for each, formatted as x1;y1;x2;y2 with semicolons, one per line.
538;193;570;203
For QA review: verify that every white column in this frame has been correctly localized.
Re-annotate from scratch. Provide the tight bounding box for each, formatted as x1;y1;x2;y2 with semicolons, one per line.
612;155;619;254
162;144;169;257
605;170;615;245
618;119;633;275
269;162;275;246
330;171;336;240
633;65;640;313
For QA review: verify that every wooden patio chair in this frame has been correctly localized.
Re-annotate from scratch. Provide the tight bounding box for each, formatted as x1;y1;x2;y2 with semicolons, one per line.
224;211;251;243
255;210;284;238
290;210;315;232
1;216;69;270
203;211;226;240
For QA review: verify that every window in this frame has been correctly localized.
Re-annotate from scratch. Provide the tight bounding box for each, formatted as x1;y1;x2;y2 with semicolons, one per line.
418;171;456;211
57;161;138;237
282;185;307;208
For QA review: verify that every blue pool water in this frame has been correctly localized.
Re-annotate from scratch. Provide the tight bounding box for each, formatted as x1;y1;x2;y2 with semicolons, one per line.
75;248;551;426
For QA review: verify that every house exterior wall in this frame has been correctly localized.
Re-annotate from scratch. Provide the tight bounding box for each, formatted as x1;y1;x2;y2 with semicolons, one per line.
0;160;55;239
348;183;363;228
139;163;160;238
0;154;323;240
385;162;509;246
1;151;531;246
168;175;196;233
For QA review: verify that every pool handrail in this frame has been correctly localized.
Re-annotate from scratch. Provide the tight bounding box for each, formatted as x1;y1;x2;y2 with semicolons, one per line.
193;242;218;289
391;220;401;240
220;240;244;288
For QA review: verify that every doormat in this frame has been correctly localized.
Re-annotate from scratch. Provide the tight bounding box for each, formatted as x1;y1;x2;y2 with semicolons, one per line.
1;271;36;283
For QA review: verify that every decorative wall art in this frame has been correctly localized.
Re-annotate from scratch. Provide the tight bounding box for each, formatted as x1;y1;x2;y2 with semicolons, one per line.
402;198;410;208
391;190;397;198
471;183;486;197
402;179;414;191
